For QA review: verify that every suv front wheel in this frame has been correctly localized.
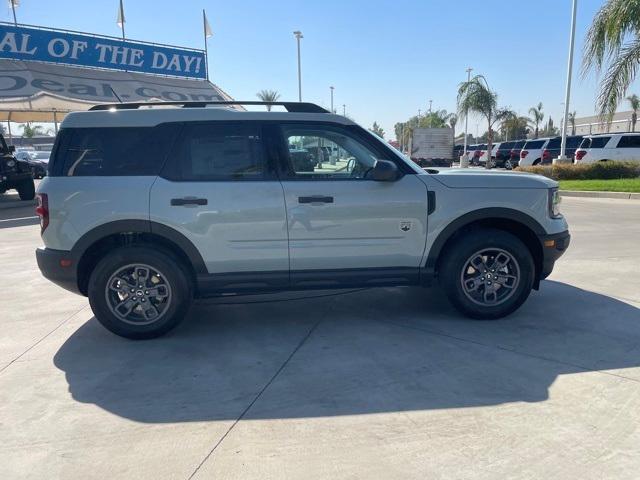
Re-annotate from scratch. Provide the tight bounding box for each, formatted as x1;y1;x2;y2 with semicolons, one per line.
439;229;535;319
88;246;193;339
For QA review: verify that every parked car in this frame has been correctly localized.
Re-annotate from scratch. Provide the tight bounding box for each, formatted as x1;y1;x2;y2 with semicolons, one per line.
509;140;526;166
474;144;487;165
0;136;35;200
16;150;50;178
519;138;550;167
288;148;316;172
575;133;640;164
541;135;584;163
36;100;570;339
494;141;516;169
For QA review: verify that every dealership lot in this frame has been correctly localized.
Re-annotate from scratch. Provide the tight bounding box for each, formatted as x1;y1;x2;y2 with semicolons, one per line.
1;197;639;479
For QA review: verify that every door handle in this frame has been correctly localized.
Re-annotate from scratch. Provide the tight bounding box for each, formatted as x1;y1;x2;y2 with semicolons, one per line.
298;195;334;204
170;197;208;206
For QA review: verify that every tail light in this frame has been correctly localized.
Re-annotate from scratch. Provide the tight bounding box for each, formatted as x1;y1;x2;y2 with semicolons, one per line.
542;149;551;160
520;150;529;159
575;150;586;161
35;193;49;233
509;149;517;159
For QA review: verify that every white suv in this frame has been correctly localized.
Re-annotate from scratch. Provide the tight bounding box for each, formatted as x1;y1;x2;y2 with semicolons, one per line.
575;133;640;163
35;101;570;339
519;138;550;166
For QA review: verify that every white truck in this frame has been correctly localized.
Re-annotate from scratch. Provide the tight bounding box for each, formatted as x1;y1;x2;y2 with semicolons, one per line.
409;127;455;167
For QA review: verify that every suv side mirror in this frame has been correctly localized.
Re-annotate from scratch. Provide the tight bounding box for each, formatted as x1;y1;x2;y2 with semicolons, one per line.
369;159;399;181
8;145;15;153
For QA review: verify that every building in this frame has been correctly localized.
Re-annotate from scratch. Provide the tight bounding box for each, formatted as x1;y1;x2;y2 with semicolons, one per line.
573;111;637;135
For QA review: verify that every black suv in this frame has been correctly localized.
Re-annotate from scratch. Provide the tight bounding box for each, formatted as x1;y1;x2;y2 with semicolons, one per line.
541;135;584;163
494;141;517;169
0;135;35;200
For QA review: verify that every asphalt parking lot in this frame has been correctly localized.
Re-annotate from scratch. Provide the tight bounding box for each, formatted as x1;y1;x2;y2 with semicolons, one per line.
1;196;639;479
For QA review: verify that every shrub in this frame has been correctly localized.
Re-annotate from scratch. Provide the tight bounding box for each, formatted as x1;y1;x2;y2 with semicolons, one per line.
516;161;640;180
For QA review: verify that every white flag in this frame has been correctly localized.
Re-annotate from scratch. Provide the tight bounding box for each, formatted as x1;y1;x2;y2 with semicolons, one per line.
116;0;125;28
203;10;213;38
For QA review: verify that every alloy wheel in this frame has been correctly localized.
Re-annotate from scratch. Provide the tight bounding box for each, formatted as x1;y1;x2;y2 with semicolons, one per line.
460;248;520;306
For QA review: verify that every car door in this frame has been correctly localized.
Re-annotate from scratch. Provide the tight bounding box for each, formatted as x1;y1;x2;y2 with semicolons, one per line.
272;122;429;286
149;121;289;288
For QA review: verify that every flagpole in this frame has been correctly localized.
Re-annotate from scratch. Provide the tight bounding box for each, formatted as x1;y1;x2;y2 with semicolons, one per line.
203;9;210;81
119;0;126;40
10;0;17;25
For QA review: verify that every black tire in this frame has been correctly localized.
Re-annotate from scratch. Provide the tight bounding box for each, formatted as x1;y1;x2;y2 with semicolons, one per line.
17;178;35;200
87;246;193;339
532;159;541;166
439;228;535;319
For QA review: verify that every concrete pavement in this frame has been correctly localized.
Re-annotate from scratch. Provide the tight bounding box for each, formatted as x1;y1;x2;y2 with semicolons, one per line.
1;197;639;479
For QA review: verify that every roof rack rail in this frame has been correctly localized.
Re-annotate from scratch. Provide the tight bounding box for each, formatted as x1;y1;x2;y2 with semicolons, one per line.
89;101;329;113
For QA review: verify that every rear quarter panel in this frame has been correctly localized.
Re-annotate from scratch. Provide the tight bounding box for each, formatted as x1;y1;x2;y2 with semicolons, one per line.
37;176;155;250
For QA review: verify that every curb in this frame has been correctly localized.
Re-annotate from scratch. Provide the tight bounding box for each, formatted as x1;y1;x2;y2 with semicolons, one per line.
560;190;640;200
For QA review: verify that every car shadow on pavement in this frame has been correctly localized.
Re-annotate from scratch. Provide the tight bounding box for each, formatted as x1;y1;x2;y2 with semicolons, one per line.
53;280;640;423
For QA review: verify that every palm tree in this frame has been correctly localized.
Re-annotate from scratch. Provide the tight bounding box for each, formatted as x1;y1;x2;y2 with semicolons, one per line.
370;121;385;138
627;94;639;131
457;75;513;168
568;111;577;135
256;89;281;111
448;114;458;136
19;123;45;138
582;0;640;120
528;102;544;138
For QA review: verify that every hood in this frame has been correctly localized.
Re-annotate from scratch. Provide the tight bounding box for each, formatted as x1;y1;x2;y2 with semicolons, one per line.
424;168;557;189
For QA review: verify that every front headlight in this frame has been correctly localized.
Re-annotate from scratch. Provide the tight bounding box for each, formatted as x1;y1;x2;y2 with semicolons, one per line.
6;159;15;167
549;188;562;218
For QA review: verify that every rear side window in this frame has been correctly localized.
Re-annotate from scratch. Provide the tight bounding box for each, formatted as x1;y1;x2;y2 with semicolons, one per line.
498;141;514;150
546;138;561;149
616;135;640;148
172;123;264;181
523;140;545;149
589;136;611;148
512;141;525;149
54;125;176;176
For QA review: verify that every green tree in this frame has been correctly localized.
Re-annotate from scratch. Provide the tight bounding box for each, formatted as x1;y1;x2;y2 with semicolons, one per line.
627;94;639;131
256;89;281;111
528;102;544;138
582;0;640;120
448;114;458;136
19;123;45;138
370;121;385;138
457;75;512;168
568;111;577;135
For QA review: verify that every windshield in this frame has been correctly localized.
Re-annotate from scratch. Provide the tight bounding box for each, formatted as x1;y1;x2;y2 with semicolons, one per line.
34;151;51;160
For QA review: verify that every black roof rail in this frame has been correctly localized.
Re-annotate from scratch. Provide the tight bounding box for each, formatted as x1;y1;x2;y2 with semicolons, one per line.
89;101;329;113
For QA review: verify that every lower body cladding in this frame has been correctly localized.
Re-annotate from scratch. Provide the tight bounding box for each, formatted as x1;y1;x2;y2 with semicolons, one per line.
35;230;570;297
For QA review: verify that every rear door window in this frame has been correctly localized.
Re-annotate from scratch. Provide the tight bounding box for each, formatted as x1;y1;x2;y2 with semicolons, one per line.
169;123;266;181
523;140;545;149
545;138;561;149
54;124;176;176
589;136;611;148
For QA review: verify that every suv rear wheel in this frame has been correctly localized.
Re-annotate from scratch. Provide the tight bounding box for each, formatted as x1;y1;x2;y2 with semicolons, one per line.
88;246;193;339
439;228;535;319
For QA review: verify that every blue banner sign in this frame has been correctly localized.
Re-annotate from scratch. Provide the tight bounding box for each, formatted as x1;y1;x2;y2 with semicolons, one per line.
0;24;206;79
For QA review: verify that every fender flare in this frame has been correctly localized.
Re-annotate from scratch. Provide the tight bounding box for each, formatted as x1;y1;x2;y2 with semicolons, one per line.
423;207;545;274
71;220;207;274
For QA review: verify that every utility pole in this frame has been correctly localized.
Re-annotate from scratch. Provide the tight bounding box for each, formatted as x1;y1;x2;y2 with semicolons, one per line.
556;0;577;163
428;99;433;127
342;104;346;116
293;31;303;102
463;67;473;156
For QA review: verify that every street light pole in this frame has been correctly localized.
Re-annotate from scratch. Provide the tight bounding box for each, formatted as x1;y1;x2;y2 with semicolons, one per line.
10;0;17;25
330;86;334;113
428;99;433;127
293;31;303;102
463;67;472;156
557;0;578;163
342;104;346;116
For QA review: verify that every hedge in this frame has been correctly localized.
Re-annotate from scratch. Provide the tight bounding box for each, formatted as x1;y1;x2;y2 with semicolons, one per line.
516;161;640;180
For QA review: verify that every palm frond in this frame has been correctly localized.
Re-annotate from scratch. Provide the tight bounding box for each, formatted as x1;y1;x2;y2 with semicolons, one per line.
596;37;640;119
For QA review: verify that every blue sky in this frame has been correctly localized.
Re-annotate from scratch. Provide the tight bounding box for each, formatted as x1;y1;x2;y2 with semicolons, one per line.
6;0;625;139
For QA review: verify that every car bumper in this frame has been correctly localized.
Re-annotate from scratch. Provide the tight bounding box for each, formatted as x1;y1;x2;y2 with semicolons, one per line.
539;230;571;279
36;247;82;295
